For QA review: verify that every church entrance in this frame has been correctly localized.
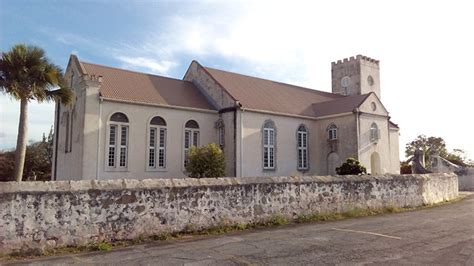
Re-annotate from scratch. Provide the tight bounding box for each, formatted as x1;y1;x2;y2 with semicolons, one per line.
370;152;381;174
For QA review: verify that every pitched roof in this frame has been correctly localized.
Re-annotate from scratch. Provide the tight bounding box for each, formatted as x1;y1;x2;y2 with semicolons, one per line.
203;67;344;117
312;94;370;117
80;61;216;111
389;120;399;129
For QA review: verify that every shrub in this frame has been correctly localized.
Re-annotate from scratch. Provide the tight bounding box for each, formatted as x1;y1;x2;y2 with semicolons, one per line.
186;143;225;178
336;157;367;175
400;160;412;174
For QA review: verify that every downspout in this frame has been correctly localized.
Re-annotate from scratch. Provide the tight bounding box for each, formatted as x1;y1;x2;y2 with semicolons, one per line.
96;97;103;180
355;108;361;160
233;107;237;176
387;118;392;172
53;101;61;180
239;104;243;178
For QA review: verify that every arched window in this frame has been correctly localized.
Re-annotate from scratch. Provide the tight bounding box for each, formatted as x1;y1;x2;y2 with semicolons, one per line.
262;120;276;170
215;119;225;149
184;120;200;167
297;125;308;170
327;123;337;140
370;123;379;141
148;116;167;170
107;112;129;169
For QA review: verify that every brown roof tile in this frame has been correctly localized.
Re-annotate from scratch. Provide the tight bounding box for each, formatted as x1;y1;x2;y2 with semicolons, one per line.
389;120;400;128
203;67;344;117
80;62;216;111
312;94;370;117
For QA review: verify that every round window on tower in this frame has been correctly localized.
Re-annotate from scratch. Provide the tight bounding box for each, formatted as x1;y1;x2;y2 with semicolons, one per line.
367;75;374;86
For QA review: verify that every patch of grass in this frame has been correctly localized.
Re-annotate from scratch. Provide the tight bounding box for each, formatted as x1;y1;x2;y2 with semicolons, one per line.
267;214;290;226
93;241;112;251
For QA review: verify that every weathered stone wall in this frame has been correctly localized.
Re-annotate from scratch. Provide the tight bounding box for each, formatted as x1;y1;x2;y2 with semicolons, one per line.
458;168;474;191
0;173;458;254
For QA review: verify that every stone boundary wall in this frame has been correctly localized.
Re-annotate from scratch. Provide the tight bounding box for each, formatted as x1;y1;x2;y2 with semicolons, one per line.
0;173;458;254
458;168;474;191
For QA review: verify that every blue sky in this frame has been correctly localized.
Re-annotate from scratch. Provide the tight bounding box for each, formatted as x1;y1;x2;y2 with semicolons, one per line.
1;0;473;160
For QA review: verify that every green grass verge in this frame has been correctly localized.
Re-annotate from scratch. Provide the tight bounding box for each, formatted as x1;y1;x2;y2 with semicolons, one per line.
1;195;467;261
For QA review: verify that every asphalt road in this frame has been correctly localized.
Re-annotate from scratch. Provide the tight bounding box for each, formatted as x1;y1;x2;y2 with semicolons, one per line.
6;193;474;265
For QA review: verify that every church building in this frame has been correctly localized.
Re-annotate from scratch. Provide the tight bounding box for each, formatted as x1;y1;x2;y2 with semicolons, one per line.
52;55;400;180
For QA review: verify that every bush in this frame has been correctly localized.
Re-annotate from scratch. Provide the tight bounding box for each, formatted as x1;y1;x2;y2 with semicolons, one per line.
400;160;412;174
186;143;225;178
336;157;367;175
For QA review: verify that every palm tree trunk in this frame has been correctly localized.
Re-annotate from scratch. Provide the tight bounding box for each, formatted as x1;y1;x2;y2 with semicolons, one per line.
13;99;28;182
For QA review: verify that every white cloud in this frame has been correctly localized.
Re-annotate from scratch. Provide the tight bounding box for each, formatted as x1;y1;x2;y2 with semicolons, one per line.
4;0;472;159
116;56;176;75
136;0;474;159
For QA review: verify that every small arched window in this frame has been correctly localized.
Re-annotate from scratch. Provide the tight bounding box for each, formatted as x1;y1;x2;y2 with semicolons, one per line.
370;123;379;141
185;120;199;129
148;116;167;170
215;119;225;149
297;125;308;170
184;120;200;167
327;123;337;140
107;112;129;169
262;120;276;170
110;112;129;123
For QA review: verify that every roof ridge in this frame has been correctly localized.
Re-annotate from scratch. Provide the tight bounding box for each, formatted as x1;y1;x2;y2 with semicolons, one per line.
204;66;343;98
79;61;191;83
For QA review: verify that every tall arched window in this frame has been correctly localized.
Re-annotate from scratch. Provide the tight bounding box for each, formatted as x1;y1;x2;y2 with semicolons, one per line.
297;125;308;170
327;123;338;140
215;119;225;149
184;120;200;167
148;116;167;170
107;112;129;169
262;120;276;170
370;123;379;141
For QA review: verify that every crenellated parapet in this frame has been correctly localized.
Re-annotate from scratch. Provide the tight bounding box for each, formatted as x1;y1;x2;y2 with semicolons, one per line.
332;54;379;66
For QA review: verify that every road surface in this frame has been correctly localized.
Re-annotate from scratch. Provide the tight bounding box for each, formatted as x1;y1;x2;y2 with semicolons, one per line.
6;193;474;265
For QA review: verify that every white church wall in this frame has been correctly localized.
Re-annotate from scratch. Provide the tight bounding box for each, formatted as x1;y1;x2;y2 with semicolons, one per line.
358;114;392;174
184;61;238;176
314;114;358;175
78;100;219;180
358;93;388;116
240;110;316;177
55;62;87;181
389;128;401;174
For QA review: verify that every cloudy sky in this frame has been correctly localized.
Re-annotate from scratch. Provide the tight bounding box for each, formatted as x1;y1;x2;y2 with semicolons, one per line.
1;0;473;159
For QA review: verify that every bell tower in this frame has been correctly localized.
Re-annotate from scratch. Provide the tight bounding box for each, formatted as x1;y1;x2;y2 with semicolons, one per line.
331;55;381;98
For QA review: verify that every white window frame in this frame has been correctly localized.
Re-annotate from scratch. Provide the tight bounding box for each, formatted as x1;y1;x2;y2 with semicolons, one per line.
106;113;129;171
218;125;225;148
370;123;380;142
297;126;308;170
328;124;338;140
263;125;275;170
147;125;167;171
183;120;200;168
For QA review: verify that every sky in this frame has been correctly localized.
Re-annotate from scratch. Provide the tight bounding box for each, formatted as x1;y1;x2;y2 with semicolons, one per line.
0;0;473;160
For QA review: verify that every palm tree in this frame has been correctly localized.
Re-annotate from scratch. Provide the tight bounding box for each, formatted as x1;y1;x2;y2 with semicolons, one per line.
0;44;73;182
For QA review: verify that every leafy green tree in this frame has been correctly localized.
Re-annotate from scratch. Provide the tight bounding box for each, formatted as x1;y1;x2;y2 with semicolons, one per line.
0;44;73;181
0;128;54;181
405;135;447;167
445;149;473;167
405;135;473;167
336;157;367;175
0;150;15;181
186;143;225;178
